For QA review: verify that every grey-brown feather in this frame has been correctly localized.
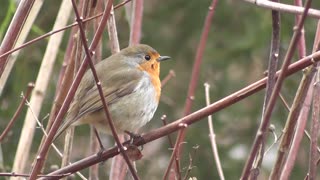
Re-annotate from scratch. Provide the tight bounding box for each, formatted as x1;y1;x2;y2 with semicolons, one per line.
54;53;144;140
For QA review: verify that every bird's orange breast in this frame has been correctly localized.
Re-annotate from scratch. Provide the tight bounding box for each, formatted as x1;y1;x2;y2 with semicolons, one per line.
137;54;161;102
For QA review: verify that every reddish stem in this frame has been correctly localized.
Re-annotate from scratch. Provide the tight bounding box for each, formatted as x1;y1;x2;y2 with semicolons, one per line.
0;83;34;142
45;43;320;179
0;0;36;76
241;1;312;178
70;0;139;178
129;0;143;45
165;0;219;178
28;0;115;179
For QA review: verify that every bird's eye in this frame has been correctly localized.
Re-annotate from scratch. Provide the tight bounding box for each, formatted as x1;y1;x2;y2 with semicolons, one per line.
144;55;151;61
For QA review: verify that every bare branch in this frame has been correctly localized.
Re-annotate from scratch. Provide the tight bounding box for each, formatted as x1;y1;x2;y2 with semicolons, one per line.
45;49;320;178
241;0;313;178
166;0;219;177
204;83;225;180
29;0;115;178
0;82;34;142
242;0;320;18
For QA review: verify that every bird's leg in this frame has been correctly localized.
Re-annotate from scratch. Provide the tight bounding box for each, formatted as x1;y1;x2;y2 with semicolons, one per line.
124;130;145;150
93;127;105;157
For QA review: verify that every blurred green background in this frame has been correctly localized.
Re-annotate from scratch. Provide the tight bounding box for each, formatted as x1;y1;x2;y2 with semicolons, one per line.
1;0;320;179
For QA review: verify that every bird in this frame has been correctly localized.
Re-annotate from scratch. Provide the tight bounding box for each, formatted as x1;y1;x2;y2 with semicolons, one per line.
54;44;170;140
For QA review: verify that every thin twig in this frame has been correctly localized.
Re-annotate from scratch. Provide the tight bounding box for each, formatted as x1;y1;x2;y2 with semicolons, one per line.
279;93;320;153
25;98;86;180
294;0;306;59
45;50;320;177
241;0;312;178
13;0;73;174
250;0;281;177
0;172;70;178
166;0;219;178
0;83;34;142
29;0;115;178
161;115;181;179
0;0;36;76
183;145;199;180
70;0;139;179
89;2;102;179
0;0;132;60
242;0;320;19
161;70;176;88
307;24;320;180
278;67;316;180
204;83;225;180
0;0;43;96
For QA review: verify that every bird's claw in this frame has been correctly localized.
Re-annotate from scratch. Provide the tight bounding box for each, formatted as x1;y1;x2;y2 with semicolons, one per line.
124;130;145;150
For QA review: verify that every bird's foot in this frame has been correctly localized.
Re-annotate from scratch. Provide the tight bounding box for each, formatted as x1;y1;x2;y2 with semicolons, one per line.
124;130;145;150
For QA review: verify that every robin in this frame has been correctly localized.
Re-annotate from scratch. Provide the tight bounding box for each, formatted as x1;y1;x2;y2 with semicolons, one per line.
54;44;170;139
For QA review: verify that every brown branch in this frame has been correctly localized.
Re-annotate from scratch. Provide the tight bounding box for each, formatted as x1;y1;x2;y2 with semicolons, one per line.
70;0;139;179
241;0;312;178
250;0;281;177
45;50;320;178
161;70;176;88
0;0;132;60
242;0;320;19
0;172;70;178
28;0;115;179
294;0;306;58
0;0;36;76
183;145;199;180
0;82;34;142
161;115;181;179
89;1;103;178
281;11;320;180
166;0;219;178
276;66;315;179
129;0;143;45
307;23;320;180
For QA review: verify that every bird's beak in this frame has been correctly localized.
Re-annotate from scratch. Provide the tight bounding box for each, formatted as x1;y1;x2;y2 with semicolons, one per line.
157;56;171;62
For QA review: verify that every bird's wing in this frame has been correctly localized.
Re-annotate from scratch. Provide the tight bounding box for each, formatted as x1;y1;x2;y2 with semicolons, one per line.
76;68;143;118
76;77;141;119
53;67;143;140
